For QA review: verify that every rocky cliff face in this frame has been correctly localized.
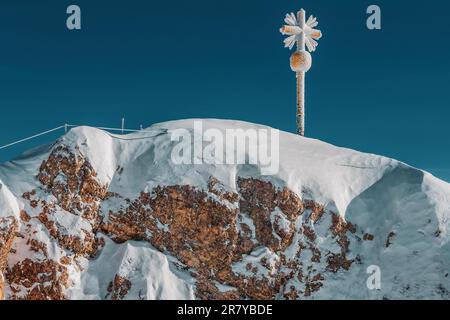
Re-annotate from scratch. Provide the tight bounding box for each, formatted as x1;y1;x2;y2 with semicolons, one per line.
0;120;449;300
0;216;16;300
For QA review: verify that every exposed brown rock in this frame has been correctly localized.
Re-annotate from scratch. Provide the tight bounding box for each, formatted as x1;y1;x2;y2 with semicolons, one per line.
304;272;324;296
0;216;17;300
7;144;369;300
0;217;17;270
37;146;108;215
22;146;107;258
326;213;356;273
208;177;239;204
102;185;241;286
59;256;71;265
106;275;132;300
284;286;299;300
195;279;240;300
363;233;374;241
20;210;31;223
277;187;304;219
302;224;316;242
237;178;300;252
100;176;363;299
36;207;103;257
5;145;111;299
304;200;324;223
27;239;48;258
6;258;69;300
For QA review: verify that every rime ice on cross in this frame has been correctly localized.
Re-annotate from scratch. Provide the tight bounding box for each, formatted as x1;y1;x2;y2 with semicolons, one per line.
280;9;322;136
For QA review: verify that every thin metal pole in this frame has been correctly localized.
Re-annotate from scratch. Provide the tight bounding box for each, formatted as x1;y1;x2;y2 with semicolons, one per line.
296;72;305;136
296;9;306;136
297;9;306;51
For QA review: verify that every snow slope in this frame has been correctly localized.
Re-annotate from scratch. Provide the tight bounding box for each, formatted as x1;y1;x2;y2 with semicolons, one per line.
0;119;449;299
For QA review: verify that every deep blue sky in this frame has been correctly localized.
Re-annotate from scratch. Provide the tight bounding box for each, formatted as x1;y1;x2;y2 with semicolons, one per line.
0;0;449;181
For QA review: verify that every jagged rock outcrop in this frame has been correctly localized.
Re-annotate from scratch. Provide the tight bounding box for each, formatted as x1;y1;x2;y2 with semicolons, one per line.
15;146;364;299
1;145;368;299
106;275;132;300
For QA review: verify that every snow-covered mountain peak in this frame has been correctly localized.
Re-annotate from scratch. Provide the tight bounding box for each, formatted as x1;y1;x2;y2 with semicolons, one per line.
0;119;449;300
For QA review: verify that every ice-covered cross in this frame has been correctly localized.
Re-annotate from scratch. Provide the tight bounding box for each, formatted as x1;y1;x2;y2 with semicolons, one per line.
280;9;322;136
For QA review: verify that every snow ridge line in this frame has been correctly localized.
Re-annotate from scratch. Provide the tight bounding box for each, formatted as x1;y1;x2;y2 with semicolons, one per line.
0;124;154;150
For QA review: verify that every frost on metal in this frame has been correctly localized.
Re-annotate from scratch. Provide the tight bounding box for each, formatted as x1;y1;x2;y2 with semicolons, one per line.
280;9;322;136
280;11;322;52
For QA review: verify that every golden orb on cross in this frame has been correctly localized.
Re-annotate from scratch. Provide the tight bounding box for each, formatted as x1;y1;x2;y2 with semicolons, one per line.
290;50;312;73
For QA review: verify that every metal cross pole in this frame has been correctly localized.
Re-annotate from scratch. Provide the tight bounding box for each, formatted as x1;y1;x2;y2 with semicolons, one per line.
296;9;306;137
280;9;322;136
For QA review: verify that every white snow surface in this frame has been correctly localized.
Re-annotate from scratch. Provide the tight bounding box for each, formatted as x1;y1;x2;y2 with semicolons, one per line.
0;119;449;299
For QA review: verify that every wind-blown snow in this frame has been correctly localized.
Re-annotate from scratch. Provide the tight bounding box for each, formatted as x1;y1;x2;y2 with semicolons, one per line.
68;238;195;300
